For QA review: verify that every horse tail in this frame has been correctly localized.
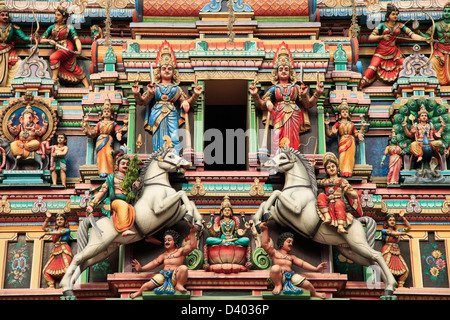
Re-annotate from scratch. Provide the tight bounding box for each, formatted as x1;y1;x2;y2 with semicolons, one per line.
356;216;376;248
77;218;91;252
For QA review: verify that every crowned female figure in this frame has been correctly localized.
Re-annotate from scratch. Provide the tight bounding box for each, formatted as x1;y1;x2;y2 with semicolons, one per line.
317;152;362;234
40;211;73;289
206;196;251;247
132;40;202;154
39;5;89;87
358;4;430;90
249;42;323;153
325;98;365;177
81;99;127;177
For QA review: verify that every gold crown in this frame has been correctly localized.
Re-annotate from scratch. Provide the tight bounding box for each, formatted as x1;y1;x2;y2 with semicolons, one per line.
156;41;176;68
0;1;7;12
21;105;36;117
322;152;338;167
102;98;113;112
418;104;428;116
274;42;294;69
338;98;350;112
220;195;232;210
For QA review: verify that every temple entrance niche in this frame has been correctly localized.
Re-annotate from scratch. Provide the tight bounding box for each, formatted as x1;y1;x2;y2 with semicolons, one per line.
203;80;248;171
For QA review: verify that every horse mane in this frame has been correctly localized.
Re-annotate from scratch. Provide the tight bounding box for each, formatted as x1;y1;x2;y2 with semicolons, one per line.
135;147;175;199
278;147;318;196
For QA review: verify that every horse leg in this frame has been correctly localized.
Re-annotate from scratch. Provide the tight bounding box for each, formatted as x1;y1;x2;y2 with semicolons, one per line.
252;199;275;233
61;236;117;296
188;200;204;230
157;191;199;226
338;237;398;296
260;190;282;223
154;191;188;215
81;242;120;270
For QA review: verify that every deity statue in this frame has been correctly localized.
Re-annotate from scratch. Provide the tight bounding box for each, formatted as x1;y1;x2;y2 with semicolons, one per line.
0;3;33;87
203;195;253;273
8;104;48;162
40;211;73;289
249;41;324;153
358;4;430;90
259;222;327;298
86;154;138;237
414;2;450;86
402;104;446;164
317;152;363;234
130;225;198;298
324;98;365;177
132;40;202;154
381;210;412;288
39;5;89;88
205;196;251;247
81;98;128;177
50;133;69;187
380;134;403;185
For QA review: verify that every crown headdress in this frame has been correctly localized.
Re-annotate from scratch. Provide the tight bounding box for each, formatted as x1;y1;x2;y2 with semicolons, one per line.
220;195;232;210
156;40;177;68
0;1;8;12
273;42;294;69
338;98;350;112
418;104;429;116
322;152;339;167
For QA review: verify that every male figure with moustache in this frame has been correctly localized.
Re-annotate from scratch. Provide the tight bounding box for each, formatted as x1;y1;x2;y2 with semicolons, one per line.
130;225;198;298
260;222;327;298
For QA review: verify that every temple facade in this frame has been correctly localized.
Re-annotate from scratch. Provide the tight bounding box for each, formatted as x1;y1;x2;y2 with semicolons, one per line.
0;0;449;300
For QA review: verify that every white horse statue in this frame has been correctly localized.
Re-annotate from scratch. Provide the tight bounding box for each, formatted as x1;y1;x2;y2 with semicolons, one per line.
252;146;398;296
60;145;203;297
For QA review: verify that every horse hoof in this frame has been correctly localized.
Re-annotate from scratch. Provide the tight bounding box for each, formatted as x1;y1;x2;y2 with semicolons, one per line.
184;214;194;226
255;223;261;233
261;212;272;223
195;222;203;232
62;290;75;298
384;289;394;296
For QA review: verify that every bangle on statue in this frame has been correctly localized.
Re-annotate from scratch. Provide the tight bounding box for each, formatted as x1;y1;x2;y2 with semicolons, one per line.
89;199;99;208
313;93;320;98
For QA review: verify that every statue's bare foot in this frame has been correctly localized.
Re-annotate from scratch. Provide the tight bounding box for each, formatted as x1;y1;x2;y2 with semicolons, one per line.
337;225;348;234
175;284;187;293
122;230;136;237
313;292;327;299
130;292;140;299
272;285;282;295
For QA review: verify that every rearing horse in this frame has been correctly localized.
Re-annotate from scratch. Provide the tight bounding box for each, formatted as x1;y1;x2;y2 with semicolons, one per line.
252;146;398;296
60;146;203;297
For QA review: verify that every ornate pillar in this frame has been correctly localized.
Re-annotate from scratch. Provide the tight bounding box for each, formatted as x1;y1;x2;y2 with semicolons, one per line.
247;80;258;169
194;80;205;167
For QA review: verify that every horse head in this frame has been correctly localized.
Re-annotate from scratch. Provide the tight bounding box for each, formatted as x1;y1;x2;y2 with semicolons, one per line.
157;147;191;174
263;148;296;175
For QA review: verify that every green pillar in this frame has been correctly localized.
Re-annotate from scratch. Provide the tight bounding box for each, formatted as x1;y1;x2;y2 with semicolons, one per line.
193;80;205;165
247;80;258;155
316;98;326;154
127;102;136;154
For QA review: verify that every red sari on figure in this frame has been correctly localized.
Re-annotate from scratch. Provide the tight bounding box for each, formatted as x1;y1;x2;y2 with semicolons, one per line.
263;83;311;152
42;24;86;84
362;22;413;85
